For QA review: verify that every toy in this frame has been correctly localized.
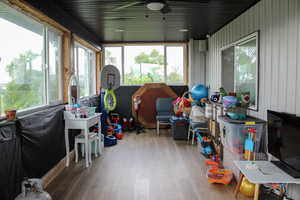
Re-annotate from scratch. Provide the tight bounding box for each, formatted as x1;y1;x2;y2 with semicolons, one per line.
110;113;120;124
222;96;238;108
196;132;215;158
104;89;117;111
205;153;233;185
240;92;250;107
219;87;227;103
112;123;124;140
207;168;233;185
122;117;128;131
239;177;255;197
226;112;247;120
244;128;256;160
107;127;115;135
173;91;192;117
101;65;121;111
104;135;117;147
210;92;220;103
190;84;208;102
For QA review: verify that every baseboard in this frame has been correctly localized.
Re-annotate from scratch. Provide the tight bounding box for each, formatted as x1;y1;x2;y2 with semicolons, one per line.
42;150;75;188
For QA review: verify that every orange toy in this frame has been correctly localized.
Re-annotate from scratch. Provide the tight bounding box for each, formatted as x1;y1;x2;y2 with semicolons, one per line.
207;168;233;185
115;133;124;140
107;127;115;135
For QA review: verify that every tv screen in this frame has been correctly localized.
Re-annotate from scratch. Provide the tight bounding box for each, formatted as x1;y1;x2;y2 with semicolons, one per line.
268;110;300;172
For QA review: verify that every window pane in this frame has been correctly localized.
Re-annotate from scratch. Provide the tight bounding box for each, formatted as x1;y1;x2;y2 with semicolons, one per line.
166;46;184;84
77;47;89;97
104;47;122;82
234;38;257;108
124;46;164;85
48;29;62;103
75;44;96;98
0;2;45;115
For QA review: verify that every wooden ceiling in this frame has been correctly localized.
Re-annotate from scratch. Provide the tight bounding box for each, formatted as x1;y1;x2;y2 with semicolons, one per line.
25;0;260;43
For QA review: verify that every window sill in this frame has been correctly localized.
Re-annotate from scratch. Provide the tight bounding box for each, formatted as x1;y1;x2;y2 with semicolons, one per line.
0;101;63;121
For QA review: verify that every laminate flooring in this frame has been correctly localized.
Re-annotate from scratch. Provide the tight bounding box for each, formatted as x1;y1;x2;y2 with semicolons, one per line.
46;129;250;200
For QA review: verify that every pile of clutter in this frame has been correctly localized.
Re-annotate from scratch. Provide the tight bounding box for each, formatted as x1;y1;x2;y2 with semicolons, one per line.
103;113;124;147
207;87;251;120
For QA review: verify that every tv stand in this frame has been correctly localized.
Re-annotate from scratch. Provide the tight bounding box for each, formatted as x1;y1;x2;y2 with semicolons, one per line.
271;160;300;178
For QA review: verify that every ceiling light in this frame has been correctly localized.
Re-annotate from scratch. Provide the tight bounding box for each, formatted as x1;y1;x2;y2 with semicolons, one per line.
115;29;124;32
179;29;189;32
147;1;165;11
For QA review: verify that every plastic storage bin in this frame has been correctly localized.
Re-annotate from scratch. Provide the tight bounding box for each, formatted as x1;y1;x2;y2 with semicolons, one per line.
169;116;189;140
218;116;266;155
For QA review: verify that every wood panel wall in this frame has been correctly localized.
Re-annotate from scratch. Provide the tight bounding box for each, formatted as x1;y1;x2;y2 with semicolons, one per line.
206;0;300;120
206;0;300;197
63;33;72;103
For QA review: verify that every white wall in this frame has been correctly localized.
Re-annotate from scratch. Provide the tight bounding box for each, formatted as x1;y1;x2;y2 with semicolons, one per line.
206;0;300;197
206;0;300;120
188;39;206;88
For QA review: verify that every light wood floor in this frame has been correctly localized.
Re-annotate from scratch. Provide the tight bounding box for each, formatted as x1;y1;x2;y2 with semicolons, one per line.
47;129;249;200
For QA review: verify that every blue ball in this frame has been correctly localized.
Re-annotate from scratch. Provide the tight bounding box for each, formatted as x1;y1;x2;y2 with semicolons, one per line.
191;84;208;101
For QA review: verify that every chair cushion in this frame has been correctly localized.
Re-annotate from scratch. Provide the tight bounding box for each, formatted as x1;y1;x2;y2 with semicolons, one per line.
190;121;208;129
156;115;172;122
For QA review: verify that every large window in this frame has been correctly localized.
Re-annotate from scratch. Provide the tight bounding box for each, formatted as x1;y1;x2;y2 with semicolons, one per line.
74;42;96;98
0;2;62;115
221;32;259;110
104;44;186;85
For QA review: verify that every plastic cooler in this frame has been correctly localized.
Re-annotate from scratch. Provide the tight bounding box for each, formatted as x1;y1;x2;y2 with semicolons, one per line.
169;116;189;140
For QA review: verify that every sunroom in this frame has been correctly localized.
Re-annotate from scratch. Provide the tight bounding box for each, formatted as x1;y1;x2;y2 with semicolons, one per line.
1;0;300;200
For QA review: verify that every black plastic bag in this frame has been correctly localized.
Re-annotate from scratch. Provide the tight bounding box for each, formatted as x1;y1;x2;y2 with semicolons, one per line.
17;106;66;178
0;121;23;200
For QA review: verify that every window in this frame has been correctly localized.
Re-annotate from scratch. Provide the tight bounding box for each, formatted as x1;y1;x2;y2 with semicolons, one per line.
221;32;259;110
104;44;186;85
124;46;164;85
74;42;96;98
104;46;122;83
166;46;184;84
0;2;62;116
48;28;63;103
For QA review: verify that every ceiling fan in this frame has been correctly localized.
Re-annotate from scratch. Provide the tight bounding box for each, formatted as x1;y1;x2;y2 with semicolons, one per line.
112;0;209;14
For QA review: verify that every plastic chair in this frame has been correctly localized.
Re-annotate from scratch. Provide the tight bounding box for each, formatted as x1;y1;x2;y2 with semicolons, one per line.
155;98;174;136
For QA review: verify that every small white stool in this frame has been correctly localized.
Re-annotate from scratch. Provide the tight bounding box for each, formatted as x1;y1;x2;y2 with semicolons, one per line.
75;132;99;165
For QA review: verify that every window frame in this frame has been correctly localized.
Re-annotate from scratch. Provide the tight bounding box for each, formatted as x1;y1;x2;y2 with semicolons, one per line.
73;41;97;99
0;2;64;118
45;26;64;105
220;31;260;111
103;43;188;86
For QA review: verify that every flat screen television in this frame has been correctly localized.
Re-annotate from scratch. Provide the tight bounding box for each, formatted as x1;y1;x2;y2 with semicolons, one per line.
267;110;300;178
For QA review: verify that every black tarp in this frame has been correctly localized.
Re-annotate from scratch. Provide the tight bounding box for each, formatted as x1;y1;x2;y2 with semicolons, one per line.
0;98;100;200
0;121;23;200
17;106;66;178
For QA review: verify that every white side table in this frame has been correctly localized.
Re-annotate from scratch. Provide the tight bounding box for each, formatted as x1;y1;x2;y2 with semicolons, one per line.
64;112;102;168
234;161;300;200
